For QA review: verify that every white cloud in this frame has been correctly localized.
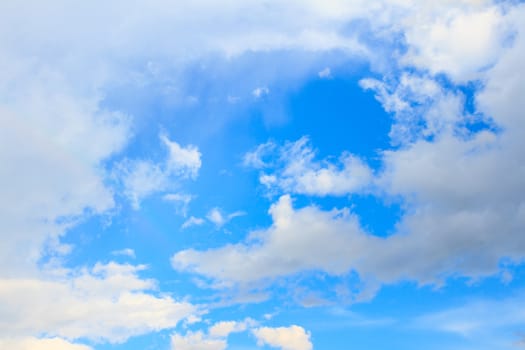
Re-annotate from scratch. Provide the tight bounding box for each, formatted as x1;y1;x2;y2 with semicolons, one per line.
116;134;202;209
208;321;241;338
370;134;525;283
171;331;226;350
0;65;131;276
253;325;312;350
0;262;197;343
246;137;373;196
401;4;511;82
365;8;525;283
171;318;301;350
476;4;525;132
0;337;92;350
0;1;373;67
206;208;245;228
182;216;206;229
360;73;464;144
111;248;136;259
208;318;257;338
172;195;375;288
161;134;202;179
171;319;256;350
206;208;226;227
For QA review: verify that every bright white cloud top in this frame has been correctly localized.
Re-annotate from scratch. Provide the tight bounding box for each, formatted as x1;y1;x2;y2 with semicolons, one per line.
1;1;524;349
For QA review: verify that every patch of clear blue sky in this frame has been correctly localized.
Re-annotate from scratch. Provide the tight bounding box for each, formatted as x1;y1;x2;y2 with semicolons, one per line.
58;50;520;350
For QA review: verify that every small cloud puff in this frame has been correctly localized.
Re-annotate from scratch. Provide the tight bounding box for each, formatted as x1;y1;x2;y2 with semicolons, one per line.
111;248;136;259
170;331;226;350
160;133;201;179
318;67;332;78
253;325;312;350
252;87;269;99
206;208;245;228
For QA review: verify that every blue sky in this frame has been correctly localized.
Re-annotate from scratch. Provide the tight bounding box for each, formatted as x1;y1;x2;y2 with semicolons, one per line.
1;1;525;349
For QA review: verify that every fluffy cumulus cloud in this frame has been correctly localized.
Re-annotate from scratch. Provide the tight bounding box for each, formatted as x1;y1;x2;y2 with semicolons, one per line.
374;134;525;282
171;318;259;350
0;262;196;344
245;137;373;196
401;3;511;82
253;325;312;350
173;136;525;287
208;319;255;338
162;134;202;179
359;73;465;143
171;195;373;287
370;4;525;283
171;331;227;350
170;319;312;350
0;337;92;350
0;76;130;274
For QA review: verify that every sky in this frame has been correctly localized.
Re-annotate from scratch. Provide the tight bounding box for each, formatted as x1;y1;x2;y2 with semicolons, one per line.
1;1;525;349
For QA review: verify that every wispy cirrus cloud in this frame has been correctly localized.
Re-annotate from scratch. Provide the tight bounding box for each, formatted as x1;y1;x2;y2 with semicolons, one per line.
413;292;525;350
182;216;206;229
